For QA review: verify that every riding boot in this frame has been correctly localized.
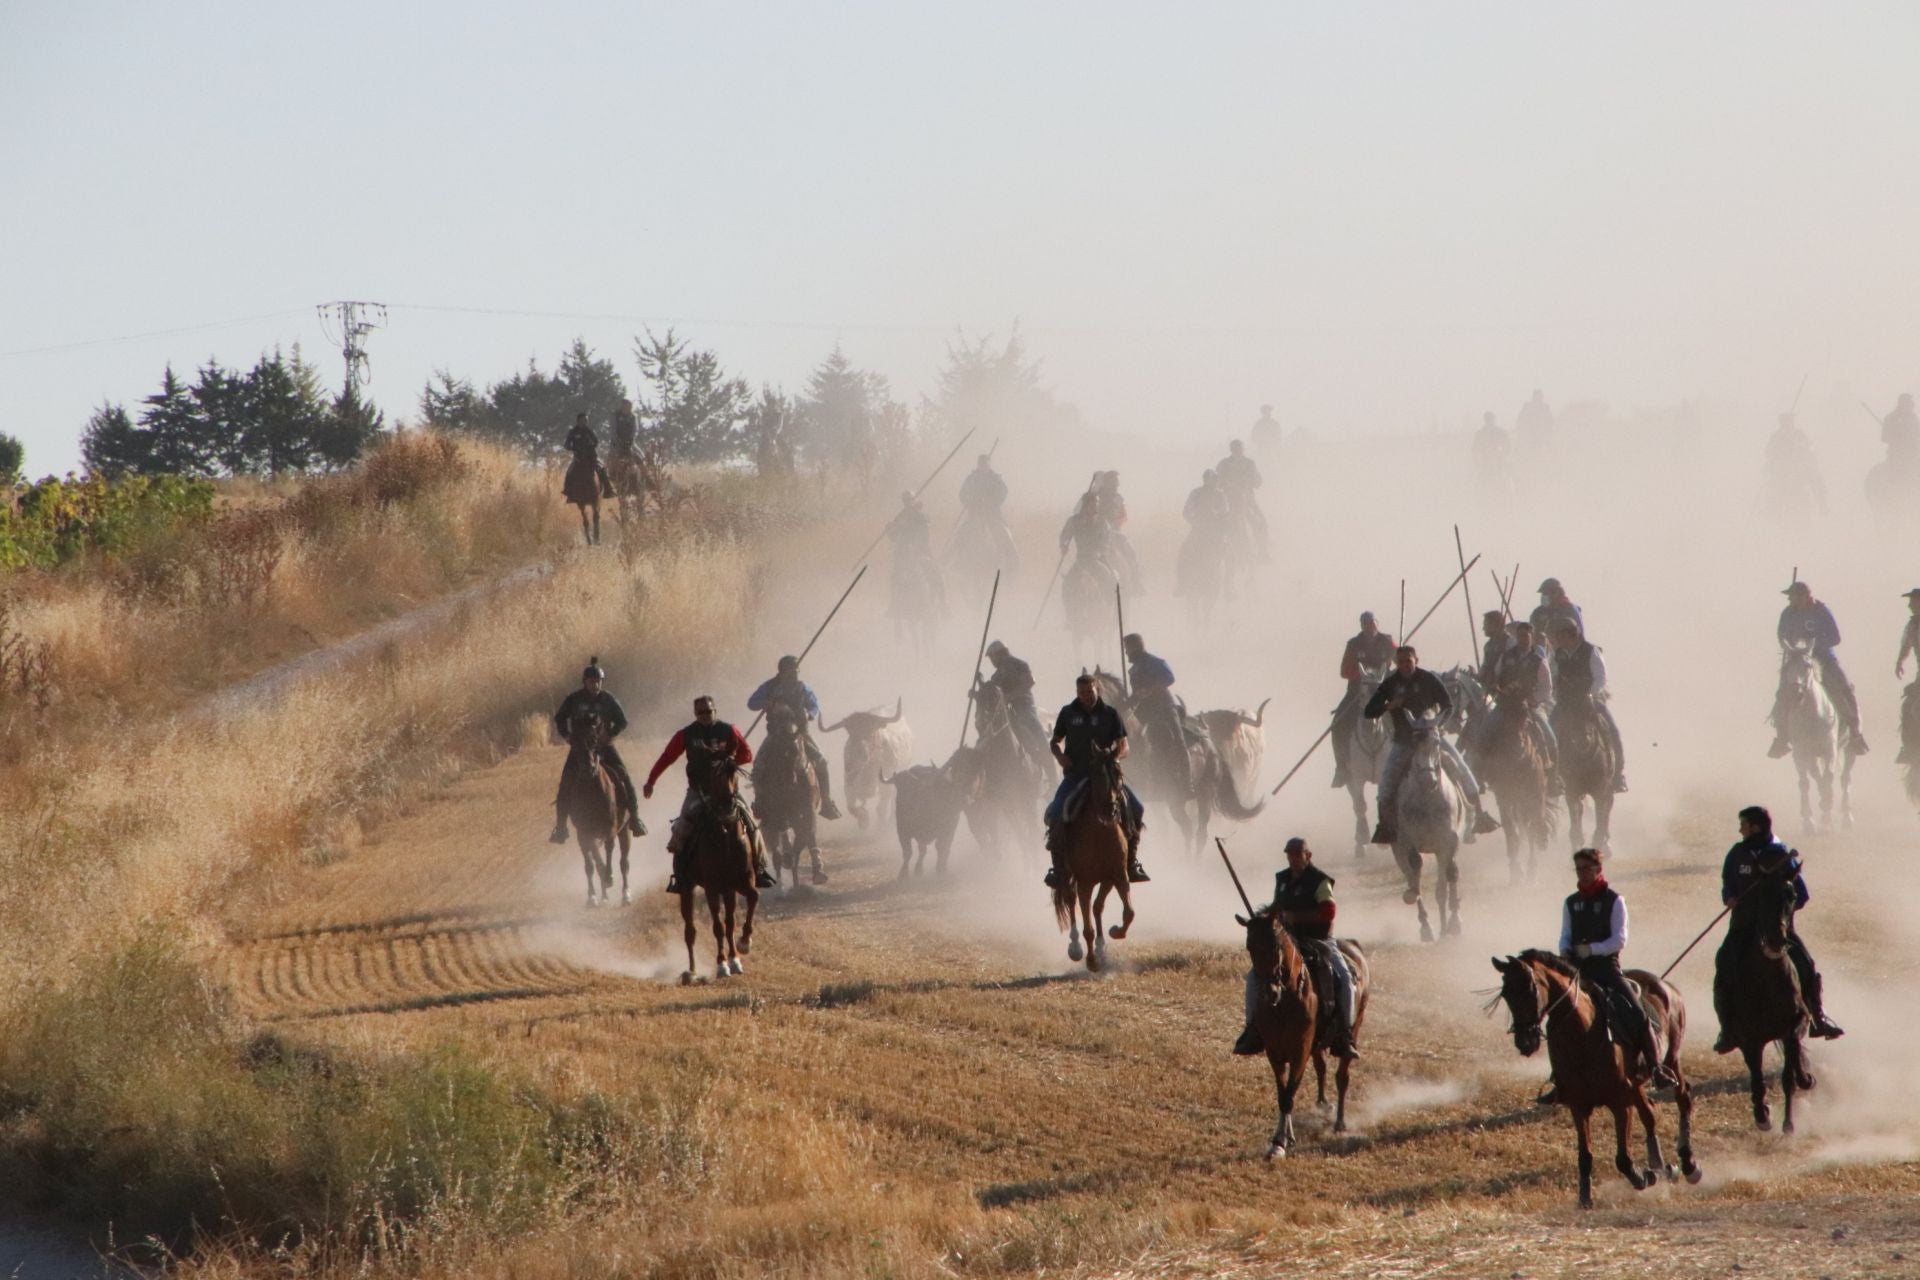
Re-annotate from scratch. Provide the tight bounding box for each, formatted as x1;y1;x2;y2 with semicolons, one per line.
1471;801;1501;836
812;752;843;820
665;843;689;895
550;806;570;845
1537;1076;1559;1106
1768;734;1792;759
1802;971;1845;1039
1712;963;1737;1054
1371;819;1395;845
1043;822;1064;889
747;819;777;890
1232;1024;1264;1056
1126;823;1150;884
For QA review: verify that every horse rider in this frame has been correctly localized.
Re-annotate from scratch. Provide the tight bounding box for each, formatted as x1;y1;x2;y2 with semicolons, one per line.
563;412;612;493
1881;391;1919;468
1490;619;1561;790
1059;491;1116;575
1232;837;1359;1060
1712;805;1844;1051
1764;412;1826;512
746;655;843;819
1771;580;1868;756
1121;632;1187;773
1897;587;1920;684
1213;439;1268;558
642;695;777;893
1479;608;1511;680
1516;388;1555;452
958;453;1009;522
983;640;1050;767
1529;577;1584;640
549;658;645;844
1251;403;1280;452
610;398;639;461
1330;611;1398;789
1539;847;1674;1103
1043;672;1149;886
1093;470;1143;591
1182;470;1232;542
1364;644;1499;844
1543;616;1628;791
888;490;933;555
1473;411;1510;474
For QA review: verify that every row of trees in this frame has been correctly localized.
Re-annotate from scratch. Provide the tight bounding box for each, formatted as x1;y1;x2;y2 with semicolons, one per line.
81;346;383;479
418;327;1078;468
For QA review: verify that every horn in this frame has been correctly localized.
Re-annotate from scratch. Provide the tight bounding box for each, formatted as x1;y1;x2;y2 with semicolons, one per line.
819;713;848;733
1251;697;1270;728
884;696;903;724
877;770;892;785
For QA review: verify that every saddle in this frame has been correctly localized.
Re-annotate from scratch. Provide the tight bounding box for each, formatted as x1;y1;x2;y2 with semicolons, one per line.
1587;976;1664;1060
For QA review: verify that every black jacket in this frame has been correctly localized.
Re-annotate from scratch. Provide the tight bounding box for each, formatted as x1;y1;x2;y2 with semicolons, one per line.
554;687;629;741
1362;668;1451;743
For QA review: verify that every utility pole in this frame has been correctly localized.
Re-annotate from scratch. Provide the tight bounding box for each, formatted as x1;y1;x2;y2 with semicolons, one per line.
316;301;388;399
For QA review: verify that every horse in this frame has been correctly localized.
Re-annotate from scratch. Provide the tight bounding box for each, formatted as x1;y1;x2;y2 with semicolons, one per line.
1343;665;1395;858
751;706;825;888
1238;912;1374;1153
1174;518;1230;623
1051;749;1136;973
678;755;760;984
557;705;633;906
889;548;944;658
1775;642;1854;831
819;699;912;831
1388;729;1469;941
1492;951;1700;1207
961;683;1043;864
561;453;606;546
1060;552;1120;650
1554;692;1618;850
605;447;645;528
1903;681;1920;811
1476;694;1555;884
1092;671;1265;857
946;510;1020;590
1716;870;1817;1132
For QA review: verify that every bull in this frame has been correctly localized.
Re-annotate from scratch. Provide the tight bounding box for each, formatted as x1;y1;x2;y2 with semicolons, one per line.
819;698;913;830
1198;697;1271;799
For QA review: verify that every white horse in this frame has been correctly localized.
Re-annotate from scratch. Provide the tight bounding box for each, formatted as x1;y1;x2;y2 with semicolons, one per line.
1776;643;1853;831
1342;665;1393;858
1389;730;1472;942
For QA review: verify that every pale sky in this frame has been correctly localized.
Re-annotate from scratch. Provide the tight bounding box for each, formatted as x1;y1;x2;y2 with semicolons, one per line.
4;2;1918;474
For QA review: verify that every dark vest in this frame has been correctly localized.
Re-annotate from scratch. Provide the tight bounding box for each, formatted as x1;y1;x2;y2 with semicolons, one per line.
1565;886;1620;949
682;719;736;781
1555;641;1597;702
1273;865;1334;941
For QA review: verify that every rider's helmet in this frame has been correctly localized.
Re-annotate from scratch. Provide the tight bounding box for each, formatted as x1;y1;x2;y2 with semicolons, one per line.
1122;632;1144;655
777;654;799;674
582;656;605;682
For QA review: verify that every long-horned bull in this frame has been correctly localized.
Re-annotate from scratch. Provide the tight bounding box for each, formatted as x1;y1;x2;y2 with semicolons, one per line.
1199;697;1271;798
819;697;913;830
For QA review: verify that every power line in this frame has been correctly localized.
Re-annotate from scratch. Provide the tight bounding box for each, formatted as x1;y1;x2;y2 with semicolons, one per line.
0;308;312;361
317;301;388;398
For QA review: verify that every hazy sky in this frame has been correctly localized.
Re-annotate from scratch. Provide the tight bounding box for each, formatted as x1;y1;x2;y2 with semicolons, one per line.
4;2;1918;473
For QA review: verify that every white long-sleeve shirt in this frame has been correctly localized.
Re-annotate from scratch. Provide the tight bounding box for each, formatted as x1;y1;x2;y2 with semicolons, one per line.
1559;893;1628;957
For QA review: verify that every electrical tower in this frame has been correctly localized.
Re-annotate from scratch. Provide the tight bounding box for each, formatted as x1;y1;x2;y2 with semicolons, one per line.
316;301;388;399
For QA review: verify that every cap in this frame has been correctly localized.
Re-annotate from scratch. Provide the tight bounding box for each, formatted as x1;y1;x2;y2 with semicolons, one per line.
778;654;799;671
582;656;605;681
1538;577;1563;594
1904;588;1920;599
1282;836;1309;855
1783;581;1811;596
986;640;1008;656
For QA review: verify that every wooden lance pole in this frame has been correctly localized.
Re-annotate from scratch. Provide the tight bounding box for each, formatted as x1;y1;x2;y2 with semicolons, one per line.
1116;583;1130;700
957;569;1002;753
1455;524;1480;673
1033;470;1101;629
1216;837;1256;917
742;564;868;743
849;427;976;571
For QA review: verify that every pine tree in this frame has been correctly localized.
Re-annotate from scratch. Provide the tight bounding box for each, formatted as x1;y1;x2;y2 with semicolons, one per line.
632;328;751;462
0;432;23;486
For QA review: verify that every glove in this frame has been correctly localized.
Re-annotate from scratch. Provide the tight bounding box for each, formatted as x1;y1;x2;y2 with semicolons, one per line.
1574;943;1592;959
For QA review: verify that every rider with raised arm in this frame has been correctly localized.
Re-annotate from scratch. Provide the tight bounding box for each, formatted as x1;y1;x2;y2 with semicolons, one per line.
1712;805;1844;1050
1232;837;1359;1060
550;658;644;844
984;640;1049;766
1043;673;1149;888
747;655;843;820
1331;611;1398;789
643;695;776;893
1364;645;1499;845
1771;580;1867;756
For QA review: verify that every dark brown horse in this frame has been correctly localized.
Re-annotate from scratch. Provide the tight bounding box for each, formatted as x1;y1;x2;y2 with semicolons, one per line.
1716;872;1816;1132
562;455;606;546
1554;693;1617;851
1238;912;1372;1153
558;705;632;906
1478;711;1554;884
1492;951;1700;1207
961;684;1043;863
1051;749;1135;972
678;754;759;983
752;706;824;888
1092;670;1264;857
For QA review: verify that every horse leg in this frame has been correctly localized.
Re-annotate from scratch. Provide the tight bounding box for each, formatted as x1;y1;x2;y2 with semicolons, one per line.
1840;753;1855;830
1108;880;1135;941
1333;1052;1353;1134
1674;1074;1702;1183
1441;847;1462;937
1612;1104;1647;1190
723;892;742;975
706;889;727;977
1090;883;1111;965
1573;1108;1596;1209
1080;881;1099;972
579;835;598;907
1594;792;1613;851
1797;761;1814;831
1504;817;1523;886
1781;1035;1801;1135
739;883;757;954
1397;846;1432;942
1064;890;1085;964
1312;1049;1328;1107
1568;794;1586;850
1634;1092;1667;1184
576;504;591;546
1743;1043;1771;1130
617;830;631;905
680;890;698;984
1349;780;1369;858
591;500;602;546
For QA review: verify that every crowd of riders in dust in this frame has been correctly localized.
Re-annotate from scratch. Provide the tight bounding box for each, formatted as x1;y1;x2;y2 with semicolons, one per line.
545;391;1920;1202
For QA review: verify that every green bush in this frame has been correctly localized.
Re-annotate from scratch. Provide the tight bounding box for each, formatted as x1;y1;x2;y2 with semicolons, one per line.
0;473;215;571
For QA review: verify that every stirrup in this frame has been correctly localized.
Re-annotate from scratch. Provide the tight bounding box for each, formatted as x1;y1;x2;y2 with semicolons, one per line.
755;872;777;889
1370;822;1395;845
663;876;683;895
1767;739;1792;759
818;798;842;820
1810;1015;1845;1039
1127;860;1151;884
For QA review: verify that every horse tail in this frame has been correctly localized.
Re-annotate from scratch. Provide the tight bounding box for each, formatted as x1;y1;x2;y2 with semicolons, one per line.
1210;753;1266;822
1052;878;1075;934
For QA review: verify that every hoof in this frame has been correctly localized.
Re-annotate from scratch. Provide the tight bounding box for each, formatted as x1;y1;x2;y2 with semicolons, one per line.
1756;1115;1772;1132
680;972;694;986
1107;925;1126;940
585;894;600;908
727;958;744;975
1401;888;1419;905
1333;1120;1347;1134
713;966;728;981
1419;923;1434;943
1265;1144;1286;1161
1783;1119;1795;1135
620;889;631;906
1443;917;1462;937
738;937;752;955
1067;940;1085;962
1685;1165;1704;1186
1578;1197;1594;1211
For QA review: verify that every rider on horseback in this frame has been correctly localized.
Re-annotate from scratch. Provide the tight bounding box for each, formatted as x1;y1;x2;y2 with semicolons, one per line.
1122;633;1188;784
1213;440;1268;559
1233;837;1359;1060
1092;471;1143;591
1183;470;1232;534
1488;619;1560;790
984;640;1050;768
1712;805;1844;1050
1771;581;1868;756
1331;611;1398;789
959;454;1008;521
746;656;843;820
1060;491;1116;574
563;413;613;494
1545;617;1628;791
1882;392;1920;468
610;398;638;460
1557;847;1673;1089
1043;673;1149;888
644;695;777;893
549;658;644;843
1364;645;1499;844
1529;577;1583;642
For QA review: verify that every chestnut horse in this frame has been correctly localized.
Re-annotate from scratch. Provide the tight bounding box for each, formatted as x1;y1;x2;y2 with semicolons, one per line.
1238;910;1371;1155
1492;950;1700;1207
678;755;760;984
1716;870;1816;1132
558;705;632;906
1050;749;1135;973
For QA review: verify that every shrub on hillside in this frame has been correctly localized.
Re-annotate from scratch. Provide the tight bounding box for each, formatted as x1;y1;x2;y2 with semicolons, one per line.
0;473;216;571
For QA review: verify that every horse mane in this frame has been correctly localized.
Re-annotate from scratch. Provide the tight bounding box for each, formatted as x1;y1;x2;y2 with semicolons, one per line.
1517;948;1579;980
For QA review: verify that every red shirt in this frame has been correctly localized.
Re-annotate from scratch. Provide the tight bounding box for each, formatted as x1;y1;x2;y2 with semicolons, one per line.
645;724;753;789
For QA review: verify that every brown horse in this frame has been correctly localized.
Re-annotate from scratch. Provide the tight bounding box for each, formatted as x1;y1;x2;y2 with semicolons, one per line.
1051;749;1136;972
562;454;606;546
558;705;633;906
1492;950;1701;1207
752;706;824;888
1554;693;1617;851
1479;711;1554;884
606;448;645;528
1238;912;1371;1154
678;755;759;984
1716;871;1816;1132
